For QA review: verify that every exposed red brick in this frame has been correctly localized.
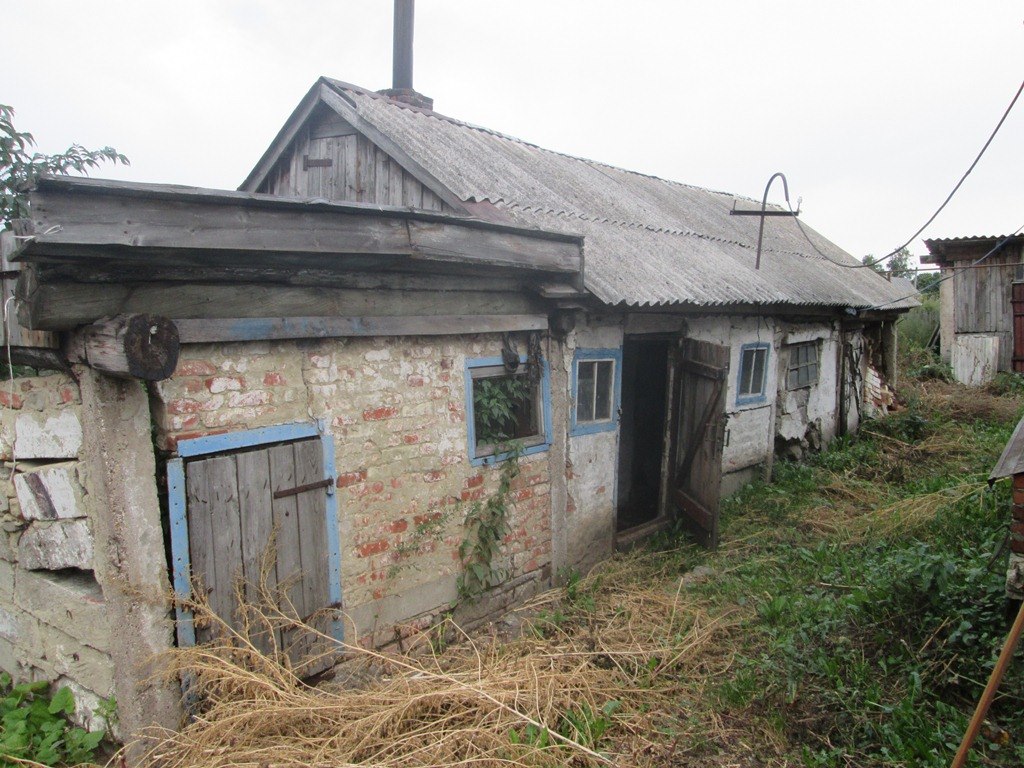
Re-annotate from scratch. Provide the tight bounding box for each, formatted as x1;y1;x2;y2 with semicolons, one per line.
389;519;409;534
1014;474;1024;491
0;390;23;409
390;478;403;489
263;372;286;386
59;387;77;404
465;474;484;489
174;360;217;377
358;539;390;557
414;512;444;526
363;406;399;421
423;470;445;483
403;433;420;445
407;375;426;387
513;488;534;502
336;470;368;488
166;398;201;415
461;488;484;502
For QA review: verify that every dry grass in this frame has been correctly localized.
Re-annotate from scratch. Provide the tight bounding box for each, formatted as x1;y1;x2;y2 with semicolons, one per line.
128;553;738;768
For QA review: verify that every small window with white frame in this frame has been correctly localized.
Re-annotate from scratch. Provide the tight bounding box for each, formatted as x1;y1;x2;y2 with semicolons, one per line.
786;341;820;389
572;349;621;435
465;355;552;465
736;342;770;405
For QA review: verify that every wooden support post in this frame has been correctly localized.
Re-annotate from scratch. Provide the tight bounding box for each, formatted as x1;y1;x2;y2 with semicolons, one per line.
82;314;179;381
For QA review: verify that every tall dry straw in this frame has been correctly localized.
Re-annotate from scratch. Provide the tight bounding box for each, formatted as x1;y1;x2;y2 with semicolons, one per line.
130;553;736;768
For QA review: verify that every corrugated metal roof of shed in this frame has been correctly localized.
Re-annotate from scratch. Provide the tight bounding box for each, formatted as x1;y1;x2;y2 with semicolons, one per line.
324;79;915;310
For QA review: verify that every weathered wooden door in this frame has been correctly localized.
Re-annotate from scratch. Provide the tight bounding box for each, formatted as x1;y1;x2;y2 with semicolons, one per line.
670;339;730;548
185;437;333;673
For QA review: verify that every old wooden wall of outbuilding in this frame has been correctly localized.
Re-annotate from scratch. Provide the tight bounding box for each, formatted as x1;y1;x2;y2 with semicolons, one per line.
257;108;453;211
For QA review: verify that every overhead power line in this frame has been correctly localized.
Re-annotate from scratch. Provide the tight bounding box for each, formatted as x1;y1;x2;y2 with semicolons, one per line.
790;77;1024;271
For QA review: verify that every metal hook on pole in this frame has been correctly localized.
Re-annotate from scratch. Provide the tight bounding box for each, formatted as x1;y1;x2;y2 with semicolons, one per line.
729;171;800;270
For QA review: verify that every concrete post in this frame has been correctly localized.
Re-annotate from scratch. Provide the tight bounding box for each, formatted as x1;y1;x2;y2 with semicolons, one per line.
77;366;181;759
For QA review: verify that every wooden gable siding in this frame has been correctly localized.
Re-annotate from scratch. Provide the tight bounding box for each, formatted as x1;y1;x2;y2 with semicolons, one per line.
954;250;1021;371
258;112;453;212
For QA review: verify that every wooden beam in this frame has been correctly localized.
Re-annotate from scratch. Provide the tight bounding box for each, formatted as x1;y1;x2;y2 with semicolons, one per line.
174;314;548;343
2;346;70;372
82;314;180;381
20;281;547;330
23;186;582;275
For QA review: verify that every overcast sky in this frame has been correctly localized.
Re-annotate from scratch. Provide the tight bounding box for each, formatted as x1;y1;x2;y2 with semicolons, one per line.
4;1;1022;264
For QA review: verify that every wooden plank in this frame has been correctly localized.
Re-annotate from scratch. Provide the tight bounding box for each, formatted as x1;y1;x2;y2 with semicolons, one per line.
187;455;243;641
401;170;423;208
24;281;547;330
374;149;391;204
26;188;415;255
293;438;330;672
356;134;375;203
175;313;548;343
0;231;57;349
342;135;359;201
185;457;216;644
237;448;281;656
269;443;307;664
311;113;358;140
408;219;581;273
388;158;404;207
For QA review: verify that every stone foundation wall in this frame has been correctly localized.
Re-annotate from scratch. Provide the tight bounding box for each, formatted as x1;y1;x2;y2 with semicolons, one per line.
0;373;114;732
153;333;554;648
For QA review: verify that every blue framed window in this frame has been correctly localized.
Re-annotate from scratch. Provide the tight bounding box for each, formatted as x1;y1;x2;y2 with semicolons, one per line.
571;348;622;436
736;342;770;406
464;354;552;466
167;420;343;648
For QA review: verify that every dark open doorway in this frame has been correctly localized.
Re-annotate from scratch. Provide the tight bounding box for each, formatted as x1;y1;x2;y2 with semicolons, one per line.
616;337;670;531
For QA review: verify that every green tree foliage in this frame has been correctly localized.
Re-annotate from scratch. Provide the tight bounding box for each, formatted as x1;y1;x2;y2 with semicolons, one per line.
1;104;128;229
862;247;916;278
916;271;941;294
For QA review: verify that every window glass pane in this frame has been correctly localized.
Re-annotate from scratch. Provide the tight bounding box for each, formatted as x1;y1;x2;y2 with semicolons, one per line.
472;373;538;452
739;349;754;395
576;361;595;422
595;360;613;420
750;348;766;395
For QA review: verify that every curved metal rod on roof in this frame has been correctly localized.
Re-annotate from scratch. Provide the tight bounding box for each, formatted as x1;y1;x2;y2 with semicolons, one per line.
729;172;800;269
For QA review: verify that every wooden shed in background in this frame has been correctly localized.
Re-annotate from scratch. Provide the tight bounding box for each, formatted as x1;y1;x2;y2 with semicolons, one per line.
923;234;1024;385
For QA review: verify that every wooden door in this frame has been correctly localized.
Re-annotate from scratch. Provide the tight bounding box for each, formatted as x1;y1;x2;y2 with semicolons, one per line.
185;437;334;673
670;339;730;548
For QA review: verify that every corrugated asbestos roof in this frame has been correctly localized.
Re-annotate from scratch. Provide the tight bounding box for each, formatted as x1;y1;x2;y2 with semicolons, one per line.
323;79;915;310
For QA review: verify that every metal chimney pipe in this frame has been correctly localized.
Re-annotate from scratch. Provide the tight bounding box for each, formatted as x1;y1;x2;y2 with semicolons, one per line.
393;0;415;91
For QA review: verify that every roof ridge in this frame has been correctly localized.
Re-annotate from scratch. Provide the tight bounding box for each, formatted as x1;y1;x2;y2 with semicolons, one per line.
323;77;770;209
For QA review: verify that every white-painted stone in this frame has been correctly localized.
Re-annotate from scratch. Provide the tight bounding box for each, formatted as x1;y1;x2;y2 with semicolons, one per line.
14;409;83;460
14;462;86;521
17;519;93;571
952;334;999;387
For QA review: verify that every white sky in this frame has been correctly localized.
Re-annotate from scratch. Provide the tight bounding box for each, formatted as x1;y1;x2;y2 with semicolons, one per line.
4;1;1022;264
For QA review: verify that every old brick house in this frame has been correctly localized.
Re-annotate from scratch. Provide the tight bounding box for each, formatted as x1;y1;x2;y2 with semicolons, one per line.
0;77;911;742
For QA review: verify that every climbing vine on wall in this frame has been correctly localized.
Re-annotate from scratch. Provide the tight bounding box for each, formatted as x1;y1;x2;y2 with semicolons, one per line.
456;449;519;601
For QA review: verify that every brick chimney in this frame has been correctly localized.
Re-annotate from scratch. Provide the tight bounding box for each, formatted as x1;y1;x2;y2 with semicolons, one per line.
377;0;434;110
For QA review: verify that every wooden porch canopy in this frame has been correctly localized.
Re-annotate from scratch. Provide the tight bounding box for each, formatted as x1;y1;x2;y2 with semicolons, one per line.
11;176;586;335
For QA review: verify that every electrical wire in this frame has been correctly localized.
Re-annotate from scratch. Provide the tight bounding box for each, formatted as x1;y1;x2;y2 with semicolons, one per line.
788;77;1024;270
866;222;1024;310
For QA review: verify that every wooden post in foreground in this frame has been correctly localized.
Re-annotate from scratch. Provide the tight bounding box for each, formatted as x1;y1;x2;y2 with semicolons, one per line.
949;598;1024;768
